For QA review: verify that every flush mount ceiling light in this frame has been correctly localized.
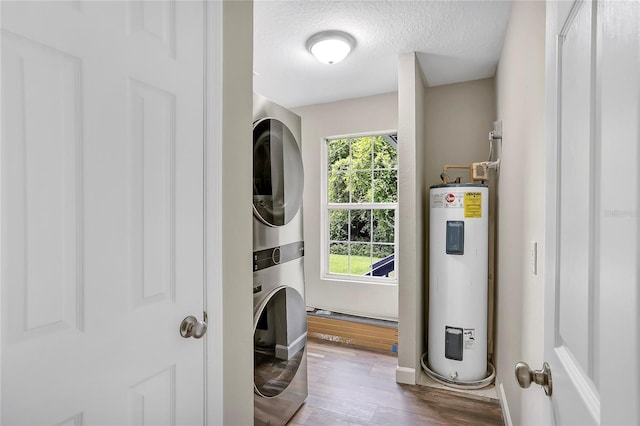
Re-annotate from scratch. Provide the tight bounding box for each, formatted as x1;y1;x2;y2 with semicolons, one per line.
306;30;356;65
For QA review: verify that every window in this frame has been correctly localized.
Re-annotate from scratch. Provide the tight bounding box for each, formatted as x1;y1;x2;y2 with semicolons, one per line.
324;134;397;282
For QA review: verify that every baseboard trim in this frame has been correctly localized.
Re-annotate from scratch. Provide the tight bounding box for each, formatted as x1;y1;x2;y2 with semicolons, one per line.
396;366;416;385
307;314;398;352
498;381;513;426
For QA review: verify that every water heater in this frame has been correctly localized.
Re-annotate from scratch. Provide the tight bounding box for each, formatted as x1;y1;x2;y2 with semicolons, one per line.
428;183;488;381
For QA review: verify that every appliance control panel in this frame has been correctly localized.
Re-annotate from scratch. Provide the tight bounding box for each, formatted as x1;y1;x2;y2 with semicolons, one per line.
253;241;304;272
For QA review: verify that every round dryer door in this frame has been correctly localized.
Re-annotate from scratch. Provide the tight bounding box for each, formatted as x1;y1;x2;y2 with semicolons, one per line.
253;118;304;227
254;286;307;397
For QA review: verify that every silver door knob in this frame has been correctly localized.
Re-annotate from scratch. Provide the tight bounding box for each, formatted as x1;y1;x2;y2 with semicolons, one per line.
180;315;207;339
515;361;552;396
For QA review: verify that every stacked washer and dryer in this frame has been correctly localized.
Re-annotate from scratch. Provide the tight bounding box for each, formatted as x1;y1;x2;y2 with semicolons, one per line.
252;93;308;426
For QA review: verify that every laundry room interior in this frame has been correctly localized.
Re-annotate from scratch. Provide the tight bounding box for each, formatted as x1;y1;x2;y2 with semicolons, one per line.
250;1;542;425
2;1;638;425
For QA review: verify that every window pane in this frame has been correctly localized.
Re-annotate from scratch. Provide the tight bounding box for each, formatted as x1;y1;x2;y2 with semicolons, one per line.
350;209;371;242
373;244;394;259
372;244;395;278
373;135;398;169
350;137;373;172
352;171;372;203
373;170;398;203
328;171;349;203
373;209;395;243
327;139;350;171
329;209;349;241
329;242;349;274
349;243;371;275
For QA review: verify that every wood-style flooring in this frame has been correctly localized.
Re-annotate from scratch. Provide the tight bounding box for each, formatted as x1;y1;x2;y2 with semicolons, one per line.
289;338;503;426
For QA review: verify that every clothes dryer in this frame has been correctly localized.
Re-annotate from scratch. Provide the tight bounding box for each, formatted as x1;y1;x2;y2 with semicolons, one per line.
252;93;304;251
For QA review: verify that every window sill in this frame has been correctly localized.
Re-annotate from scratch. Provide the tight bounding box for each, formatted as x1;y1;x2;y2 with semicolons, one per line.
321;273;398;286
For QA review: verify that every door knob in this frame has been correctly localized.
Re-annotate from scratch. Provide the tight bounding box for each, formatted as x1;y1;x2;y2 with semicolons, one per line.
515;361;552;396
180;315;207;339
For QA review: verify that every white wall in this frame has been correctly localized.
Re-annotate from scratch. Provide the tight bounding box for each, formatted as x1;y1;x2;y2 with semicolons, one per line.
424;79;496;186
494;1;546;425
218;1;254;424
293;92;399;320
396;52;427;385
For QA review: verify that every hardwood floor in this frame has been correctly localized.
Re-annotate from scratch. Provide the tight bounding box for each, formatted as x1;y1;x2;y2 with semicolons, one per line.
289;339;503;426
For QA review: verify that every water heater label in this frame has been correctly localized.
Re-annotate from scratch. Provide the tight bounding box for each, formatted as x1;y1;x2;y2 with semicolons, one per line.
463;328;476;349
464;192;482;218
432;191;464;208
431;192;445;208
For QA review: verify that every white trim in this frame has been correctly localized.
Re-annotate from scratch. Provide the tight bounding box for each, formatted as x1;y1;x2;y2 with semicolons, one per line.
543;0;560;371
275;332;308;360
395;366;416;385
204;1;223;425
0;4;4;419
324;129;398;141
322;273;398;286
320;135;329;281
498;382;513;426
327;202;398;210
307;302;398;322
555;345;600;420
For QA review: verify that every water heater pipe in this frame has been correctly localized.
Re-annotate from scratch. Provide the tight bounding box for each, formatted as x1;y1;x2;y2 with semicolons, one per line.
481;121;502;171
440;164;488;184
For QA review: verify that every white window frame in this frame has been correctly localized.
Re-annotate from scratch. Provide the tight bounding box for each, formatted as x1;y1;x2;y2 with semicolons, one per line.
321;131;398;285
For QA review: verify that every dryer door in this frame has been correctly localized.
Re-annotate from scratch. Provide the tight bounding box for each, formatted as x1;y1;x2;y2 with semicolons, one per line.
254;286;307;397
253;118;304;227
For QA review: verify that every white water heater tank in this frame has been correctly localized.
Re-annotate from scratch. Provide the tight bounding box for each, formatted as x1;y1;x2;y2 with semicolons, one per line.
428;184;488;381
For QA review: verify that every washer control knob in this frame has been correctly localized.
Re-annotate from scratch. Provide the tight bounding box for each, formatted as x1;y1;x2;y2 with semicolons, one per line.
272;247;281;264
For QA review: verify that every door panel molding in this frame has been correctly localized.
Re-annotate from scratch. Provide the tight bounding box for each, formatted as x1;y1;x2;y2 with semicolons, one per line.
128;78;177;308
2;30;85;343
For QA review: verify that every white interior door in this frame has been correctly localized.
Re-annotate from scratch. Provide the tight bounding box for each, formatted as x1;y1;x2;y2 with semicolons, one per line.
543;0;639;424
1;1;207;424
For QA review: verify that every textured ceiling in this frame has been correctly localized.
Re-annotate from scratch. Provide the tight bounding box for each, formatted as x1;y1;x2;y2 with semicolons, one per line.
253;0;512;108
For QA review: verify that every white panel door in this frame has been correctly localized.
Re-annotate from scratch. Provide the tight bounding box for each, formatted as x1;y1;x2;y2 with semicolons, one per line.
1;1;206;424
543;0;639;424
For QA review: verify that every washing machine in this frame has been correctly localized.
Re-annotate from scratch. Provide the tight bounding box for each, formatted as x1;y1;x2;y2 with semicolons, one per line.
253;93;307;426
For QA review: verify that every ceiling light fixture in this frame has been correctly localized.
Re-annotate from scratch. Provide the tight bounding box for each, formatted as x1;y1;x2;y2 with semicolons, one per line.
306;30;356;65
